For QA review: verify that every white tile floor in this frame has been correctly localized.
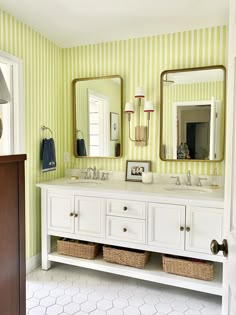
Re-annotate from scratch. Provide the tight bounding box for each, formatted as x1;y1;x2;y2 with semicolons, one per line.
26;263;222;315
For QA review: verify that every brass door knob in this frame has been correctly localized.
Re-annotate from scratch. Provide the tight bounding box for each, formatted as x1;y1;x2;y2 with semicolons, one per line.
69;213;74;216
186;227;191;232
210;239;228;257
74;213;78;218
123;228;127;232
180;226;184;231
123;206;128;211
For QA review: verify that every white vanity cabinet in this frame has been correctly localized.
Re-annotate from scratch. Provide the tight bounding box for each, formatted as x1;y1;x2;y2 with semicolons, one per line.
148;203;223;255
38;180;224;296
47;191;106;238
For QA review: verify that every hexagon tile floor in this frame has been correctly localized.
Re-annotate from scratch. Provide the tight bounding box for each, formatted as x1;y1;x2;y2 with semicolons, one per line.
26;263;222;315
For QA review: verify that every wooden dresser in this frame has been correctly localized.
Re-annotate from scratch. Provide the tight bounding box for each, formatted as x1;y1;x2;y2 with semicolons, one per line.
0;155;26;315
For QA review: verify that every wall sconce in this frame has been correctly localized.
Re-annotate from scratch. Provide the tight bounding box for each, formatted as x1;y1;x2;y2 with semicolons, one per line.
0;67;11;139
124;87;154;146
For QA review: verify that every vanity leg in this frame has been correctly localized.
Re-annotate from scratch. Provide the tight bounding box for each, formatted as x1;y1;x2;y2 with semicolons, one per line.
41;188;51;270
41;234;51;270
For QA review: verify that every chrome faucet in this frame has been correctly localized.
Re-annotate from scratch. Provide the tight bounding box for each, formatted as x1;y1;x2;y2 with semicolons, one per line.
186;170;191;186
87;166;98;180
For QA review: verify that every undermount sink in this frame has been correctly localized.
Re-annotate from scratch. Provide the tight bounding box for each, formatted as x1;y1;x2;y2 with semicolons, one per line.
66;179;104;185
162;185;213;193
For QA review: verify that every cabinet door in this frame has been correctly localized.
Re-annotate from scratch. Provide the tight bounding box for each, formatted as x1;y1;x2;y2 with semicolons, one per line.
148;203;185;250
74;196;105;238
48;193;74;233
185;206;223;254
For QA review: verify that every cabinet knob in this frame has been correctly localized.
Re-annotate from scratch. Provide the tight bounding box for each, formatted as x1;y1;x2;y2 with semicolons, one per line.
180;226;184;231
123;228;127;232
186;227;190;232
74;213;78;218
69;212;74;216
210;239;228;257
123;206;128;211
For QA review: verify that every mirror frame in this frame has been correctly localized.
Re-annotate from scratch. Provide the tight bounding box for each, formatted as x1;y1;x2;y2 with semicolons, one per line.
159;65;226;162
72;75;123;158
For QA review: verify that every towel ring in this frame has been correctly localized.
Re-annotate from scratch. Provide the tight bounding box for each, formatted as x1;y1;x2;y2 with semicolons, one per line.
41;125;53;138
76;129;84;138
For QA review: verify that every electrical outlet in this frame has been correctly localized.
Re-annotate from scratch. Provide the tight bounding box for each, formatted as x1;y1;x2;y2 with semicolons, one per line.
64;152;70;163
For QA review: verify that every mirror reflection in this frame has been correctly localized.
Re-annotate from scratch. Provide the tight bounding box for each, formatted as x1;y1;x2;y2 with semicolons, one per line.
73;75;123;158
160;66;226;161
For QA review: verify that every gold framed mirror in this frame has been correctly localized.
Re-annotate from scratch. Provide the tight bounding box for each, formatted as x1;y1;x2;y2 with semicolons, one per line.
160;65;226;161
72;75;123;158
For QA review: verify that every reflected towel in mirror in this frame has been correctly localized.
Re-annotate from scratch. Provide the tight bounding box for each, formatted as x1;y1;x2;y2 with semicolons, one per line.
77;138;87;156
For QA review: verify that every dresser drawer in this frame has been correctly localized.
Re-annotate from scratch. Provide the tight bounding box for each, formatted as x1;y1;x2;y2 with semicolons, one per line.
106;216;146;244
107;199;146;219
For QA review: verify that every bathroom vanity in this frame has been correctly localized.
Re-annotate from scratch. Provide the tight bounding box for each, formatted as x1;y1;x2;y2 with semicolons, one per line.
37;178;224;296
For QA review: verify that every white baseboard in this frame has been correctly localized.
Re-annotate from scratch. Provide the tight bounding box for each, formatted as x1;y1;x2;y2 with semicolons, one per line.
26;253;41;275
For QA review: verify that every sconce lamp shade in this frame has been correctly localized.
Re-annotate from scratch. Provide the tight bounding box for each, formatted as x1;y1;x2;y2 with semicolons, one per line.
144;101;154;112
124;102;134;113
135;86;145;98
0;67;11;104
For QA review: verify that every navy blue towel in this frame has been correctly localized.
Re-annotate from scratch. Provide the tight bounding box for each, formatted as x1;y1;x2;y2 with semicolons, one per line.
41;138;56;172
77;138;87;156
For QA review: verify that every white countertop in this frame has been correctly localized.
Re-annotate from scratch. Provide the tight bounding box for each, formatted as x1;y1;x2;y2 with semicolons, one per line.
37;177;224;208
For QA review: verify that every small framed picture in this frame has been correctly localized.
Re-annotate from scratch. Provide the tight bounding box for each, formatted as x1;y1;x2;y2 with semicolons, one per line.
110;112;119;141
125;160;151;182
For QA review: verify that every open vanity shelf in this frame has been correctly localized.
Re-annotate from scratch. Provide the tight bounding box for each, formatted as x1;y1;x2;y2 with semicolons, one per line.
48;251;222;296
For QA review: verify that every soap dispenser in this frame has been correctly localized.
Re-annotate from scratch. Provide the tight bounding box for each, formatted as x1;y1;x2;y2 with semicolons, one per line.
211;168;219;187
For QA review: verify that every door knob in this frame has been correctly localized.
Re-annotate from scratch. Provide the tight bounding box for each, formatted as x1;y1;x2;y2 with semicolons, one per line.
210;239;228;257
180;226;184;231
74;213;78;218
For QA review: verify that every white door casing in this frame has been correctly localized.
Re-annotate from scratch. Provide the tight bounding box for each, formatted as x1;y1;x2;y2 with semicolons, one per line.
222;0;236;313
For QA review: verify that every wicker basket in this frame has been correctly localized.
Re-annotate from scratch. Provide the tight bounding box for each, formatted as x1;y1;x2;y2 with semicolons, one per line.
57;238;101;259
103;245;150;269
162;254;214;281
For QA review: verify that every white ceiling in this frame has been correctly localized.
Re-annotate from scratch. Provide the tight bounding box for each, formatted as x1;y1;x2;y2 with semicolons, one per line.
0;0;229;48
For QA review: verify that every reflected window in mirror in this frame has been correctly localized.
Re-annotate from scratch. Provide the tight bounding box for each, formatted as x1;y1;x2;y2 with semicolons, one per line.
160;66;226;162
72;75;123;158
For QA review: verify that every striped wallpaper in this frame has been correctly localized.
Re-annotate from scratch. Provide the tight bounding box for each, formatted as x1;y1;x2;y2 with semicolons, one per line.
62;25;227;176
0;7;227;259
0;9;64;258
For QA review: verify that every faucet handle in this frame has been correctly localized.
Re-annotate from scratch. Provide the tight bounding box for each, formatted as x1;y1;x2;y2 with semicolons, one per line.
101;172;109;181
171;176;181;185
197;177;207;186
81;170;90;179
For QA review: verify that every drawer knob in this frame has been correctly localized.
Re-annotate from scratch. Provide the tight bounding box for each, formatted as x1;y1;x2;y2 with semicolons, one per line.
69;212;74;216
74;213;78;218
186;227;190;232
123;228;127;232
180;226;184;231
123;206;128;211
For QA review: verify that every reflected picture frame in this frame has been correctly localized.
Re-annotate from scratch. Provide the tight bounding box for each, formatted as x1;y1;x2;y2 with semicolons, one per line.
110;112;119;141
125;160;151;182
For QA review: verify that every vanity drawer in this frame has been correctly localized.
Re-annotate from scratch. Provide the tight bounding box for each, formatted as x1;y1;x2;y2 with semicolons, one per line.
107;199;146;219
106;216;146;244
